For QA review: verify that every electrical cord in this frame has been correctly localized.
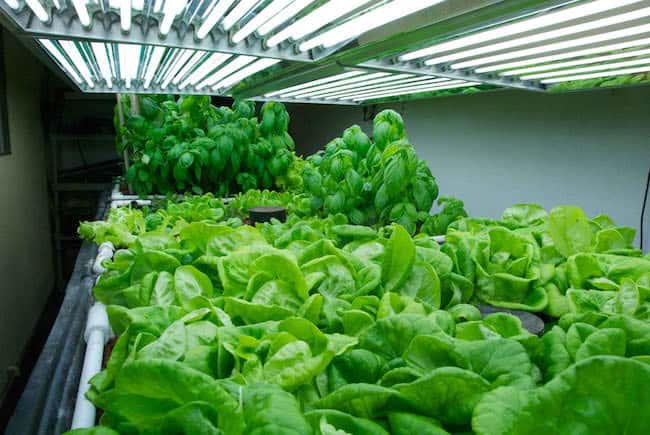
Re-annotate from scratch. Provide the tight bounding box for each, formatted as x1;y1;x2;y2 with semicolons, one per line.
362;105;377;122
641;165;650;251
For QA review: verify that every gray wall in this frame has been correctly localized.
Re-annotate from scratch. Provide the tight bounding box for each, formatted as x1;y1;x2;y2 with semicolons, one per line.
0;29;54;400
288;87;650;251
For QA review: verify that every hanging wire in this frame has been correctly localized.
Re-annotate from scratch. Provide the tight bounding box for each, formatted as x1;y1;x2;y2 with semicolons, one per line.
640;164;650;251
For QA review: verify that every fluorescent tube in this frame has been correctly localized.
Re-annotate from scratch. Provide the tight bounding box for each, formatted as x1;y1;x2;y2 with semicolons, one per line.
258;0;317;36
197;0;235;39
505;47;650;76
71;0;91;26
299;0;446;51
264;70;366;97
91;42;113;87
522;57;650;80
327;78;451;100
351;81;479;101
25;0;49;21
216;58;282;90
160;1;186;35
280;72;389;98
120;0;131;32
222;0;258;31
143;46;166;89
401;0;644;61
293;73;415;99
60;40;95;87
117;43;140;88
475;37;650;73
541;64;650;83
39;39;83;84
199;55;256;88
344;79;467;99
325;77;451;99
233;0;293;43
172;50;206;85
425;6;650;66
161;49;194;88
181;53;232;88
266;0;372;47
450;23;650;69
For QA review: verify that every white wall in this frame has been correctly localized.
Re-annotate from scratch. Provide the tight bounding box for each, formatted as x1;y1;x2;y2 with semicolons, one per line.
0;29;54;400
287;86;650;250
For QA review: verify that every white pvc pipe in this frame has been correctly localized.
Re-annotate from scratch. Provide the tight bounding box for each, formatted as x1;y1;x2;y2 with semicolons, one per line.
92;241;115;275
111;183;236;204
110;199;152;208
71;303;113;429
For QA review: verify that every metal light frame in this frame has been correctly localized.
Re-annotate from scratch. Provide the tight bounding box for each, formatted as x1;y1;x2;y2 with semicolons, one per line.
3;0;650;103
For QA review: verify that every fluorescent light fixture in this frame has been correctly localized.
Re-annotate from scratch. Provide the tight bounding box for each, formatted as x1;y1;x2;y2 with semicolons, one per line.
326;77;451;100
161;49;194;88
522;57;650;80
233;0;294;44
197;0;235;39
71;0;91;26
541;64;650;83
154;49;180;86
118;43;140;88
153;0;163;14
216;58;282;90
264;70;366;97
321;77;448;99
258;0;317;36
294;73;416;99
180;53;232;88
200;55;256;88
502;47;650;76
425;6;650;66
107;44;118;79
160;1;186;35
223;0;258;31
59;40;95;87
450;23;650;69
401;0;644;61
281;72;390;98
300;0;446;52
475;36;650;73
25;0;49;22
342;79;466;99
39;39;83;84
143;46;166;88
266;0;372;47
91;42;113;87
350;81;479;101
5;0;20;10
120;0;131;32
172;50;206;85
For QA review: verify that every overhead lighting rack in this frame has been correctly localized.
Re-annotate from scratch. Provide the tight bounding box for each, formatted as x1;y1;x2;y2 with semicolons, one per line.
253;68;481;105
37;38;282;94
3;0;650;100
1;0;458;96
383;0;650;92
1;0;447;61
